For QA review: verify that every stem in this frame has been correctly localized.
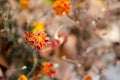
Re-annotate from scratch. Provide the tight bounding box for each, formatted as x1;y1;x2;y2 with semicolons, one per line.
62;56;81;67
64;14;79;27
54;25;65;39
4;2;10;36
27;51;38;77
54;25;67;44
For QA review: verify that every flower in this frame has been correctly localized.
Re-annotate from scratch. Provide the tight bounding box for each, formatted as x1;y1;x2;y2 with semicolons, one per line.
24;31;50;50
40;62;56;78
33;62;57;79
52;0;70;16
19;0;29;10
32;22;45;34
85;75;92;80
51;39;60;48
18;75;28;80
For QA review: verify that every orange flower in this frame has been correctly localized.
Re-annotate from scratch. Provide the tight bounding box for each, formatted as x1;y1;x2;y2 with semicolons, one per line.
33;62;56;78
85;75;92;80
52;0;70;16
24;31;50;50
40;62;56;78
18;75;28;80
19;0;29;10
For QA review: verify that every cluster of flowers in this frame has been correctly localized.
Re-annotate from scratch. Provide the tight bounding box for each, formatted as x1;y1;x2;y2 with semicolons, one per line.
20;0;71;15
18;1;94;80
18;62;57;80
19;0;72;79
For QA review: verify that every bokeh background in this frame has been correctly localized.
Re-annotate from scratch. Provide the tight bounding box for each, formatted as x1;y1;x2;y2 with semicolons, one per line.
0;0;120;80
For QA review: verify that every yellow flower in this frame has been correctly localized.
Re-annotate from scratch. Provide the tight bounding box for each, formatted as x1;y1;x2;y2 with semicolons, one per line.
52;0;70;16
18;75;28;80
32;22;45;34
19;0;29;10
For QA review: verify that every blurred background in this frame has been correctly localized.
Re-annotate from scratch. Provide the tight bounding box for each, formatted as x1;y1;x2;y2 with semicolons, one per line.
0;0;120;80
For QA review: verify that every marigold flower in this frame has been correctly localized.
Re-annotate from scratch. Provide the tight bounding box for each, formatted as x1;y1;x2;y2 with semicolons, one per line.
18;75;28;80
33;62;57;78
52;0;70;15
85;75;92;80
32;22;45;34
40;62;56;78
24;31;50;50
19;0;29;10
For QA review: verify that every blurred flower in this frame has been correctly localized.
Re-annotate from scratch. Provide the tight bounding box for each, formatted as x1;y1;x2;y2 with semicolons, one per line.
40;62;57;78
24;31;50;50
52;0;70;16
33;62;57;79
51;39;60;48
19;0;29;10
32;22;45;34
85;75;92;80
18;75;28;80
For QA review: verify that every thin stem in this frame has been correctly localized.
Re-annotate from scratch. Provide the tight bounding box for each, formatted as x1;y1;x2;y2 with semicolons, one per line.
62;56;81;67
27;51;38;78
64;14;80;27
54;25;67;44
4;2;10;35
